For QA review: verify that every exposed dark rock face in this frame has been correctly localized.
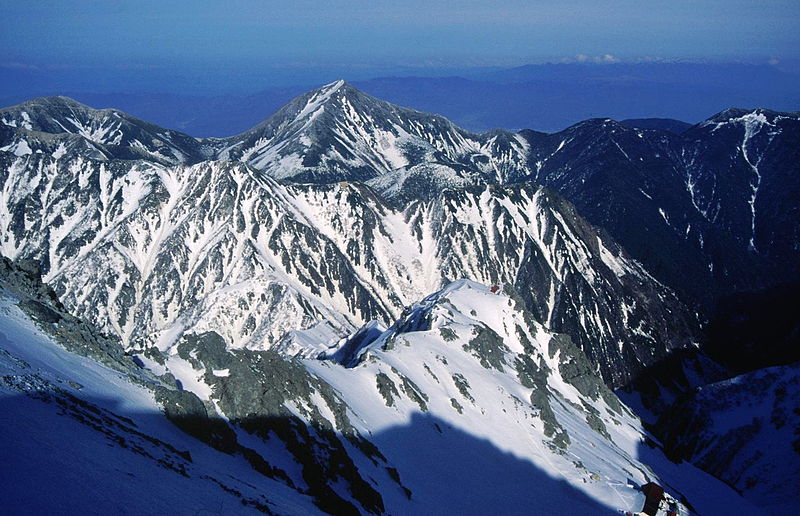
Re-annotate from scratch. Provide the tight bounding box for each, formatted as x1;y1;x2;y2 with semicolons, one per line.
657;364;800;513
520;109;800;311
703;282;800;374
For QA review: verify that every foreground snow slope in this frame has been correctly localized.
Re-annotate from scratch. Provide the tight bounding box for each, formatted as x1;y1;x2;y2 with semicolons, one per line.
306;280;760;515
0;255;759;514
0;276;317;514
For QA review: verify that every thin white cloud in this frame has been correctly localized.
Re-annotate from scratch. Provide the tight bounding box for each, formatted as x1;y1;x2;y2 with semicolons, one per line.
567;54;620;64
0;61;39;70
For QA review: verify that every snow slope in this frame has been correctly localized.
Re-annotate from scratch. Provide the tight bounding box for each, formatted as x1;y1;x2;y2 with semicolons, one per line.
0;259;761;515
307;281;756;514
0;288;317;515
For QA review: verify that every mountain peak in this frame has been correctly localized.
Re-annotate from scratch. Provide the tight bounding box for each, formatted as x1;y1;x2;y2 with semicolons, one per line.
701;107;799;126
294;79;383;115
319;78;348;93
213;80;533;191
0;94;206;164
1;95;138;130
233;79;367;137
706;107;762;122
306;79;349;105
15;95;91;111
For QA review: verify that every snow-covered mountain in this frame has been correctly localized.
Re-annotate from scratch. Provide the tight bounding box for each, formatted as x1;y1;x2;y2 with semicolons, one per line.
2;84;798;514
519;109;800;309
0;259;757;514
0;96;207;165
211;80;531;204
3;86;797;311
681;109;800;282
0;146;695;388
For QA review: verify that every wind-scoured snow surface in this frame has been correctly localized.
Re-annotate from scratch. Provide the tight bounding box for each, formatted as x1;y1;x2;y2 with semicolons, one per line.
0;290;316;515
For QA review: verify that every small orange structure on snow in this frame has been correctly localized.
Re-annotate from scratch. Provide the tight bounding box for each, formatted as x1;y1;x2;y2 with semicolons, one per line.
490;285;500;293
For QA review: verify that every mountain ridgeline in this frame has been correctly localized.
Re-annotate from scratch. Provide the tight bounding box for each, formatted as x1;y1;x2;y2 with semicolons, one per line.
3;81;796;312
5;256;757;515
0;81;708;388
1;81;798;514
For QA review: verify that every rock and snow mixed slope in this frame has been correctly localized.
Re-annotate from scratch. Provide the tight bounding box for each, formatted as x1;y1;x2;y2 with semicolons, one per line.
0;260;318;515
212;80;530;204
2;259;756;514
520;109;800;308
0;81;530;208
658;363;800;515
682;109;800;282
1;84;797;514
303;280;758;515
0;96;207;165
3;85;798;311
209;85;800;310
0;146;695;388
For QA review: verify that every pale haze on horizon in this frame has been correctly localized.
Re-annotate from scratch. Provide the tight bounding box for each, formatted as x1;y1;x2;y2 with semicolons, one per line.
2;1;798;67
1;0;798;132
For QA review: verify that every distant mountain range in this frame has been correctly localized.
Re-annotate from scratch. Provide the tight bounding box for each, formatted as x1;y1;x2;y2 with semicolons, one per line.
3;62;798;137
8;80;797;309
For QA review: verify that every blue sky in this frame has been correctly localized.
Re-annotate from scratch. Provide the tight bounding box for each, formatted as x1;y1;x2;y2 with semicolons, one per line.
1;1;799;94
3;1;799;64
